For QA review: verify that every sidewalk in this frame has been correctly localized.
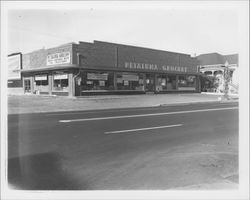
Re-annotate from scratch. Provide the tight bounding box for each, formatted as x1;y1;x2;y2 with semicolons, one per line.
8;93;238;114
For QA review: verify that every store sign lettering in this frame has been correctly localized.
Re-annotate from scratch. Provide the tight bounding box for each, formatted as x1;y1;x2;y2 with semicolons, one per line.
125;62;158;71
124;62;190;73
47;52;70;66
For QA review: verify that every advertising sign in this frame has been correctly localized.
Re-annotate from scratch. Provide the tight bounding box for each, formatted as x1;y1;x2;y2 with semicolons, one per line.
35;75;47;81
8;54;21;80
47;52;70;66
124;62;198;73
54;74;68;80
99;81;105;86
87;73;108;80
122;74;139;81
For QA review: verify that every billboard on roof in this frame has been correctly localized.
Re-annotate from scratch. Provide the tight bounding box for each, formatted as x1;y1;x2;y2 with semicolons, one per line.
8;53;22;80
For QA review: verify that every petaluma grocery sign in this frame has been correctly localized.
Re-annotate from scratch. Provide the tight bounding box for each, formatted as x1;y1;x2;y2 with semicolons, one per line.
124;62;195;73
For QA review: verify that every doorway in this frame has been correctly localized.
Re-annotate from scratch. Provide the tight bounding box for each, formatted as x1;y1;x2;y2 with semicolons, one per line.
145;74;155;92
24;78;31;93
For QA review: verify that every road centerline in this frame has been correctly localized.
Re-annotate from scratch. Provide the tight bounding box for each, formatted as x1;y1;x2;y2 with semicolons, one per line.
59;107;238;123
104;124;183;134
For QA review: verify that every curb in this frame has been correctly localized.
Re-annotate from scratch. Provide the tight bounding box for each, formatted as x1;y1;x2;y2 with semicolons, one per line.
8;100;239;115
157;100;238;107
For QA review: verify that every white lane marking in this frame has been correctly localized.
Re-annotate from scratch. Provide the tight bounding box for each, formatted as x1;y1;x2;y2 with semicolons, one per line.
104;124;183;134
59;107;238;123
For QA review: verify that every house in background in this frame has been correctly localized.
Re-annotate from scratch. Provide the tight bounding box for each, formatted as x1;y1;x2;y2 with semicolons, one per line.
196;53;238;93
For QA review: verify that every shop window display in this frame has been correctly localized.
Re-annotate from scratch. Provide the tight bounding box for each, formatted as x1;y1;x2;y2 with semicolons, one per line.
156;74;177;91
34;74;49;92
167;75;177;90
178;75;196;90
116;72;144;91
82;71;114;91
53;73;69;92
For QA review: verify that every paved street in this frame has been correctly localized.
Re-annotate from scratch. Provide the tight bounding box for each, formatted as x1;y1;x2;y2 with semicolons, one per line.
8;102;238;190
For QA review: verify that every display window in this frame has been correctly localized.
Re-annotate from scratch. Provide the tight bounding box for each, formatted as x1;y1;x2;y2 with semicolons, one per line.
167;75;177;90
82;71;114;91
116;72;144;91
156;74;177;91
34;75;49;92
156;74;167;91
53;73;69;92
178;75;196;90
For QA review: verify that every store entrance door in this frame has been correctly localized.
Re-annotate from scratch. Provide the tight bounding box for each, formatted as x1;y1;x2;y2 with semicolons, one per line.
145;74;155;92
24;78;31;93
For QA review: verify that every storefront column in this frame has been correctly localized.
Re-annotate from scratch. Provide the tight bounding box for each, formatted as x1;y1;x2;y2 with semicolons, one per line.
143;74;146;92
114;72;117;90
68;73;74;97
197;75;201;92
30;76;35;94
48;74;53;95
154;74;157;92
176;75;179;90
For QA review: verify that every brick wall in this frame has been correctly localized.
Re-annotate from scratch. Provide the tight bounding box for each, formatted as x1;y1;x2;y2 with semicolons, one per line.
74;42;117;68
22;44;73;70
22;41;199;73
92;41;199;73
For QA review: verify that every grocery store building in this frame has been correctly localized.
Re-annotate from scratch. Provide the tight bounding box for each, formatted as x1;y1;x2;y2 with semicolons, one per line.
8;40;201;96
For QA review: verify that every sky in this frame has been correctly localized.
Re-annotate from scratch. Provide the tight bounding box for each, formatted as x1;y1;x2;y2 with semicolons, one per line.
5;1;246;56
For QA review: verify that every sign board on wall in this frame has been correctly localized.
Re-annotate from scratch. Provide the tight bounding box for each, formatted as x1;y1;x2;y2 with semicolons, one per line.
123;62;198;73
124;80;129;86
87;73;108;80
47;52;70;66
99;81;105;86
8;54;21;80
122;74;139;81
35;75;47;81
54;74;68;80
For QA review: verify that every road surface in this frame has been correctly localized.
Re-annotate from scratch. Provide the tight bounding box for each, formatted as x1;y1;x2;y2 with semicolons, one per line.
7;102;239;190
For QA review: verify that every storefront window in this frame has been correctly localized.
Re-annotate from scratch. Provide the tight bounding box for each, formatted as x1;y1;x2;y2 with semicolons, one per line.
53;73;69;92
35;75;48;85
156;74;166;91
116;72;144;91
34;75;49;92
82;71;114;91
167;75;177;90
156;74;176;91
178;75;196;90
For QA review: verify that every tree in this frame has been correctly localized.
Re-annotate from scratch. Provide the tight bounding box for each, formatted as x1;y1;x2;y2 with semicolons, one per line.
200;74;218;92
223;63;231;99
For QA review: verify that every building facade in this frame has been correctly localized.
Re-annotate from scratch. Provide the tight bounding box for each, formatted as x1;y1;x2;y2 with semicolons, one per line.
196;53;238;93
8;41;201;96
197;53;238;76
